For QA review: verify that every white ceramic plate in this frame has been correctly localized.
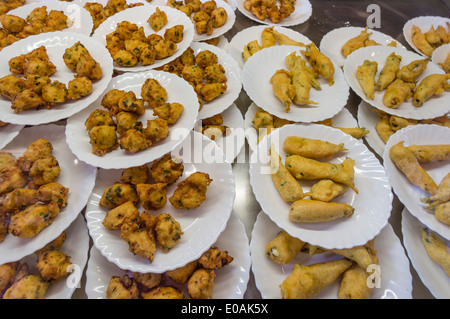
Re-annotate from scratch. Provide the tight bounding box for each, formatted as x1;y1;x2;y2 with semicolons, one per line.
356;100;386;157
0;31;113;126
242;45;349;123
190;42;242;120
6;1;93;36
191;0;235;42
235;0;312;27
196;103;245;164
85;210;250;299
249;123;392;249
228;25;312;69
250;212;412;299
403;16;450;57
431;43;450;73
0;124;24;150
65;69;199;170
244;102;360;152
0;124;97;265
401;208;450;299
16;214;90;299
85;130;235;273
92;5;194;72
319;26;406;68
383;124;450;240
343;46;449;120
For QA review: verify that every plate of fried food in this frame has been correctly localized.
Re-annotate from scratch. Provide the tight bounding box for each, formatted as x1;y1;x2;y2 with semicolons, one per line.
0;124;97;266
85;130;235;273
235;0;311;27
0;31;113;125
250;212;412;299
383;124;450;240
228;25;312;69
249;123;392;250
85;210;250;299
343;46;450;121
167;0;236;42
401;208;450;299
65;69;199;170
319;26;406;68
158;42;241;120
432;43;450;74
245;102;369;152
357;100;450;157
195;103;245;164
0;0;94;45
242;44;349;123
403;16;450;58
91;4;194;72
0;214;90;299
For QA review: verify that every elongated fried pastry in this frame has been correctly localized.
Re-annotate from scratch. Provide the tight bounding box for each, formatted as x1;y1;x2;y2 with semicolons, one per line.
261;27;276;48
376;52;402;90
305;179;348;202
420;228;450;276
270;69;295;112
267;28;306;47
265;230;306;264
389;141;438;195
302;43;335;86
280;259;352;299
283;136;346;159
411;25;435;57
270;144;303;203
407;144;450;163
421;173;450;209
412;74;450;107
382;79;415;108
396;58;428;83
341;27;372;58
288;199;354;223
285;52;317;106
435;201;450;225
338;262;374;299
357;60;378;100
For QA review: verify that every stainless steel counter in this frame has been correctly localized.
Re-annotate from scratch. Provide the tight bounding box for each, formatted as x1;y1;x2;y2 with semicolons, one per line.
74;0;449;299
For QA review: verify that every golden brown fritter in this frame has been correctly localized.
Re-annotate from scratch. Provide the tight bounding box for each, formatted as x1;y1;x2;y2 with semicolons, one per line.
154;213;183;252
28;155;61;188
152;102;184;125
119;129;152;153
143;118;170;144
120;165;150;185
141;286;184;299
102;201;140;231
35;182;69;207
136;183;167;211
150;153;184;186
17;138;53;172
106;275;139;299
132;272;162;291
169;172;212;209
88;125;119;156
85;109;115;131
36;250;72;283
198;246;234;269
99;182;139;209
120;215;157;262
0;166;28;196
2;275;49;299
187;268;215;299
34;231;66;255
0;188;37;214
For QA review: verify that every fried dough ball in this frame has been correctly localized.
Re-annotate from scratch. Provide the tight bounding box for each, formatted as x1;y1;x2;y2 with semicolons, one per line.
139;45;156;66
113;49;138;67
0;188;37;214
100;182;139;209
0;74;26;100
143;118;170;144
169;172;212;209
36;250;72;283
25;74;50;95
119;129;152;153
75;53;102;80
196;82;227;102
102;201;140;231
121;165;150;185
115;111;143;136
101;88;127;113
41;81;68;105
0;166;28;196
179;47;195;66
141;78;168;108
133;272;162;291
211;7;227;27
154;213;183;251
187;268;215;299
26;6;47;23
67;76;92;100
136;183;167;211
36;182;69;207
45;10;72;31
17;138;53;172
28;155;61;188
120;215;157;262
22;58;57;78
8;202;60;238
106;275;139;299
8;54;26;74
141;286;184;299
204;64;227;83
0;151;16;171
150;153;184;186
2;275;49;299
117;91;145;115
0;14;27;33
153;102;184;125
154;39;177;60
11;89;47;113
148;7;168;32
182;64;204;85
164;25;184;43
88;125;119;156
198;246;234;269
85;109;115;131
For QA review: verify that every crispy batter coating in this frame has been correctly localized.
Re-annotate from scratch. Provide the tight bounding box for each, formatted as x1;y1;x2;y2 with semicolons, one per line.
150;153;184;186
36;250;72;283
36;182;69;207
152;102;184;125
85;109;115;131
0;262;19;295
165;260;199;284
154;213;183;252
0;188;37;214
0;166;28;196
2;275;49;299
133;272;162;291
141;286;184;299
28;155;61;188
102;201;140;231
88;125;119;156
169;172;212;209
187;268;215;299
143;118;170;144
119;129;152;153
99;182;139;209
136;183;167;211
106;275;139;299
120;215;157;262
121;165;150;185
198;246;234;269
34;231;66;255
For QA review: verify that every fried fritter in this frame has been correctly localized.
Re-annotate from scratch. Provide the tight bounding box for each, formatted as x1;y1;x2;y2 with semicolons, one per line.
169;172;212;209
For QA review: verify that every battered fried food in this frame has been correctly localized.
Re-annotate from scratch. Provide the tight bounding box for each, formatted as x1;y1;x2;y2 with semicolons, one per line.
420;227;450;276
121;165;150;185
2;275;49;299
435;201;450;225
141;78;167;108
164;24;184;43
305;179;348;202
120;215;157;262
195;82;226;102
265;230;305;264
154;213;183;252
153;102;184;125
148;7;168;32
133;272;162;291
165;260;198;284
412;73;450;107
302;43;335;86
242;40;261;62
17;138;53;172
36;250;72;283
67;76;92;100
198;246;234;269
119;129;152;153
115;111;143;136
88;125;119;156
0;262;19;295
169;172;212;209
106;275;139;299
356;60;378;100
421;173;450;209
267;27;306;47
337;262;374;299
141;286;184;299
36;182;69;207
407;144;450;163
11;88;47;113
0;188;37;214
288;199;354;223
284;52;317;106
270;69;295;112
280;258;352;299
41;80;68;105
270;145;303;203
136;183;167;211
396;58;429;83
341;27;372;58
382;79;415;109
283;136;346;159
143;118;170;144
8;201;60;238
389;141;438;195
150;153;184;186
0;74;26;100
102;201;140;231
99;182;139;209
34;231;66;255
85;109;115;131
187;268;215;299
376;52;402;90
101;88;127;114
438;52;450;73
0;166;28;196
411;25;435;57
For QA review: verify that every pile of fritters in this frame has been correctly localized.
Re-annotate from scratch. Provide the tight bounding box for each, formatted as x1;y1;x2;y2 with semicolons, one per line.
0;138;69;242
85;78;184;156
243;0;296;24
0;231;73;299
411;23;450;57
106;246;233;299
0;5;72;52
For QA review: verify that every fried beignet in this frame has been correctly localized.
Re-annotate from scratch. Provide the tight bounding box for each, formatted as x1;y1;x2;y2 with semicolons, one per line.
187;268;215;299
302;43;335;86
100;182;139;209
67;76;92;100
11;88;47;113
102;201;140;230
169;172;212;209
136;183;167;211
154;213;183;252
106;275;139;299
2;275;49;299
88;125;119;156
36;182;68;207
141;78;167;108
150;153;184;186
36;250;72;283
